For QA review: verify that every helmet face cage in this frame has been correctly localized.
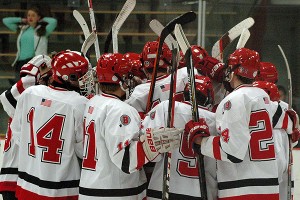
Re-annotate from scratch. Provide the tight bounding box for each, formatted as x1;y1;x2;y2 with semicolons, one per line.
253;81;280;101
96;53;132;85
141;41;172;71
256;62;278;83
51;50;89;85
78;65;96;97
227;48;260;79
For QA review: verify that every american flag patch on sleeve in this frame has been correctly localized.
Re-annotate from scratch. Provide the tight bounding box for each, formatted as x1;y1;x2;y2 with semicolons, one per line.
41;98;52;107
160;84;170;92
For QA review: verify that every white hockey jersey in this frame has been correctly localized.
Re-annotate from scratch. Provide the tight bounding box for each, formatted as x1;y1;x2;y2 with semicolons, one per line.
125;67;188;117
0;75;36;193
142;100;218;200
201;85;280;200
11;85;87;200
79;93;147;200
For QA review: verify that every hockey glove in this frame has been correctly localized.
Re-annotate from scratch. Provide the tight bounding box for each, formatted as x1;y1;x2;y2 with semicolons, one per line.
184;118;210;148
140;127;182;161
197;56;225;83
20;55;51;79
286;109;300;143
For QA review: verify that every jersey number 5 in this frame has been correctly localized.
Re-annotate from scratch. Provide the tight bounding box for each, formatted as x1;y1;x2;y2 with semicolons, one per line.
27;108;65;164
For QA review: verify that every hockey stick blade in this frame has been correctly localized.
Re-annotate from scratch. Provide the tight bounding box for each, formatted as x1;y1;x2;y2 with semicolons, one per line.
112;0;136;53
236;28;250;49
149;19;177;50
73;10;90;40
81;32;96;56
211;17;254;62
174;24;190;54
278;45;292;109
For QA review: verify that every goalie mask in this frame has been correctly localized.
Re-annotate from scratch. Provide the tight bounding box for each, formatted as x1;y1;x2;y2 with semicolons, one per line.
51;50;90;93
253;81;280;102
141;41;172;71
184;75;214;108
256;62;278;83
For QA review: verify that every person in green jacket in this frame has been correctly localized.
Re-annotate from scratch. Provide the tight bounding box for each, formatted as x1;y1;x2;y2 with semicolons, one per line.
3;5;57;85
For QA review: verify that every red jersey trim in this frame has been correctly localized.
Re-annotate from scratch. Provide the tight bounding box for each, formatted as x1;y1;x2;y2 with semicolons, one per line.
101;93;119;99
16;186;78;200
0;181;17;192
213;136;221;160
16;80;25;94
136;141;146;170
218;193;279;200
146;74;169;83
48;85;68;91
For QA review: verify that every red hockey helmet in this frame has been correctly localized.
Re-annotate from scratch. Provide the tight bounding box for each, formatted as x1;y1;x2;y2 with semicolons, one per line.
123;52;146;79
227;48;260;79
256;62;278;83
141;41;172;70
191;45;209;71
51;50;89;84
253;81;280;101
96;53;131;84
184;75;214;106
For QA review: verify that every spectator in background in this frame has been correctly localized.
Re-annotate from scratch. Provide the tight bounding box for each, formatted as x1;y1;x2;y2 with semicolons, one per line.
277;85;287;102
2;4;57;85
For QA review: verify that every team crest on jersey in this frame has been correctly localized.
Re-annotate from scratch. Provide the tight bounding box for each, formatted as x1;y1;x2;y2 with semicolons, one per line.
221;129;230;143
224;100;231;110
120;115;131;126
150;111;156;120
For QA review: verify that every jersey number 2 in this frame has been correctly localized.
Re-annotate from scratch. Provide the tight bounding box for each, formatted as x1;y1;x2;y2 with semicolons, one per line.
27;108;65;164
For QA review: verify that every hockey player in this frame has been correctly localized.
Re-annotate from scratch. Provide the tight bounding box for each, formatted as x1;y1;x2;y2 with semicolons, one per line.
253;81;300;200
143;75;218;199
186;48;280;199
10;50;90;200
126;40;188;118
78;53;182;200
0;55;51;200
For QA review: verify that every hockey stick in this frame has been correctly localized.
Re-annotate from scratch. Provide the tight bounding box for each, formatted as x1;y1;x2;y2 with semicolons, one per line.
81;32;96;56
112;0;136;53
236;28;250;49
211;17;254;62
146;11;197;113
174;23;207;200
278;45;294;200
73;10;90;40
103;0;136;53
87;0;100;60
149;19;177;50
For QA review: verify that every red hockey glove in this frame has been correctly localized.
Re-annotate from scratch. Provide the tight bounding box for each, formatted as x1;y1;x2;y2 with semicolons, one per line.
286;109;299;130
286;109;300;143
196;56;225;83
184;118;210;148
20;55;51;79
291;128;300;143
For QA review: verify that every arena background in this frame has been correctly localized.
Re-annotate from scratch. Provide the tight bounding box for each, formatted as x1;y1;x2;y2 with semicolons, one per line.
0;0;299;199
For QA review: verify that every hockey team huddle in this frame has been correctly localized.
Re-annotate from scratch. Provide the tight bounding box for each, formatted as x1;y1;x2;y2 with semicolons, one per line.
0;29;299;200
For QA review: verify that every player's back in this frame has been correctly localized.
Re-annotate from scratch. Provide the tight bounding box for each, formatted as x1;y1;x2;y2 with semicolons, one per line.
214;85;279;199
143;100;218;200
11;84;87;200
79;93;147;200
